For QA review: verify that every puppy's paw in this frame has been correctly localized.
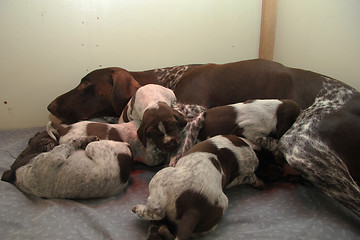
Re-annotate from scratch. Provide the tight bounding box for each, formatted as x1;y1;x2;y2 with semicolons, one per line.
80;136;100;149
132;204;146;215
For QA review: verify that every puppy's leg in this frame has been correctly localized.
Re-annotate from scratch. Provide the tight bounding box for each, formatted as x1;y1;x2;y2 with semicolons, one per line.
132;202;165;221
245;173;266;189
175;209;201;240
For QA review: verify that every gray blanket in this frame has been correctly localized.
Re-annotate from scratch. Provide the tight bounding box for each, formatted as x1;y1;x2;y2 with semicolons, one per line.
0;126;359;240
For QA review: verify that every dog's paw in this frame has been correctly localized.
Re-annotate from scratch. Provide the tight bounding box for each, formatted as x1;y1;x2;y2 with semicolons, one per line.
80;136;100;149
132;204;146;215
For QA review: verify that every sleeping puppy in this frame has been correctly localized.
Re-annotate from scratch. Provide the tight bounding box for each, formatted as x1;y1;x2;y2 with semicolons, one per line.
199;99;301;152
47;120;167;167
1;131;58;183
120;84;187;153
132;135;264;240
119;84;177;123
2;131;133;199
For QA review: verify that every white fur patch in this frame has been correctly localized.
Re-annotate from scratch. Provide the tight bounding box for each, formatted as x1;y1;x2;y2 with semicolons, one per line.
15;140;132;199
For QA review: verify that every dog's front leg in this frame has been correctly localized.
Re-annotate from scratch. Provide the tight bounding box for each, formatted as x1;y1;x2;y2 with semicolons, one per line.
132;204;165;221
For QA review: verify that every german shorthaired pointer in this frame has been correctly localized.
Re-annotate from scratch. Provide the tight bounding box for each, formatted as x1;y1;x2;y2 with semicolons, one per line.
48;59;360;216
47;121;167;167
199;99;301;152
120;84;187;153
2;132;133;199
132;135;264;240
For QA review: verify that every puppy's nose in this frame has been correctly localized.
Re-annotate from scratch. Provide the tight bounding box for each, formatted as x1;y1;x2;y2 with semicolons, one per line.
164;137;179;150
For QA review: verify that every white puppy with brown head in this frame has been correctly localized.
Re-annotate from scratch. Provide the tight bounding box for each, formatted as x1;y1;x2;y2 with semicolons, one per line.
132;135;264;240
120;84;187;154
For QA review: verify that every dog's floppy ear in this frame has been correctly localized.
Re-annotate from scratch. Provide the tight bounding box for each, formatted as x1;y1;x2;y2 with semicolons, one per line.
137;122;148;147
173;109;187;128
276;100;301;138
111;70;141;116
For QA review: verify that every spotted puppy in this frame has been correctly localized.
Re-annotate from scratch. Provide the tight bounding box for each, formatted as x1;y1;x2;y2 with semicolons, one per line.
132;135;264;240
2;131;133;199
47;120;167;167
199;99;301;153
120;84;187;153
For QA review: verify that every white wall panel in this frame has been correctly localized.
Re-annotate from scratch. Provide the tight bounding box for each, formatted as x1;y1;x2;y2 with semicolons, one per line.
0;0;262;129
274;0;360;90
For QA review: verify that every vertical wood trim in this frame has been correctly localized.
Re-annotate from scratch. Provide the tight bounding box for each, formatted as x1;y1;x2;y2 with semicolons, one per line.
258;0;278;60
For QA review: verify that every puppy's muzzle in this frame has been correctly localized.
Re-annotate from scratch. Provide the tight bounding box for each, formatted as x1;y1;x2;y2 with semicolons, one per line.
162;137;180;151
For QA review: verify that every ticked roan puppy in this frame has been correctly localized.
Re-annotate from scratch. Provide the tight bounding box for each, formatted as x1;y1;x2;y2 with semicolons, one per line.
47;120;167;167
120;84;187;153
199;99;301;153
2;132;133;199
132;135;264;240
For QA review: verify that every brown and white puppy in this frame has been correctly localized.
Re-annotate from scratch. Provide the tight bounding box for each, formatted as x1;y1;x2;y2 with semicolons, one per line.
199;99;301;152
1;131;58;183
132;135;264;240
120;84;187;153
136;102;187;153
2;132;133;199
47;120;167;167
119;84;177;123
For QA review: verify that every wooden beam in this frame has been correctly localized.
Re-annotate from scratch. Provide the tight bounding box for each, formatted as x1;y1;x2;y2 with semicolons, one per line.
258;0;278;60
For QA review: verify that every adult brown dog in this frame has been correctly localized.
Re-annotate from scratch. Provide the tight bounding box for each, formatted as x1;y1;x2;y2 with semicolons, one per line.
47;59;360;217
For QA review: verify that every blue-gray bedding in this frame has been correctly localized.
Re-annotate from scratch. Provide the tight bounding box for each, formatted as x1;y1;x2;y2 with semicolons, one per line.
0;126;359;240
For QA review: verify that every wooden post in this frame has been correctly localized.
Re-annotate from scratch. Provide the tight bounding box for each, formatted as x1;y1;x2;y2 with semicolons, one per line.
258;0;278;60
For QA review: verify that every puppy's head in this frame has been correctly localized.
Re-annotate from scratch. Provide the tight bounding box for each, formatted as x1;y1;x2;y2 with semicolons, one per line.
1;131;58;183
137;102;187;152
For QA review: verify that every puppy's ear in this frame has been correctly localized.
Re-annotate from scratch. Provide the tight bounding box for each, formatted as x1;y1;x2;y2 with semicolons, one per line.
276;100;301;138
173;110;187;128
137;122;148;147
111;70;141;115
1;170;14;183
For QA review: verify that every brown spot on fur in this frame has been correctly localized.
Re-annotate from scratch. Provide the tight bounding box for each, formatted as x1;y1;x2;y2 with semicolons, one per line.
108;128;123;141
117;153;133;183
183;135;241;188
175;190;223;238
52;122;72;137
199;106;241;140
87;123;108;139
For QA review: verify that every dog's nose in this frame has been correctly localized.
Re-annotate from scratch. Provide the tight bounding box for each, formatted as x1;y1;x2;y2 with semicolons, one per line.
47;101;57;113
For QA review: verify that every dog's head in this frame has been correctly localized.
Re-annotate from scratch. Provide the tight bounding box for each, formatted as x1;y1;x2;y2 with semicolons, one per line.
47;68;141;123
1;131;58;183
137;102;187;152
